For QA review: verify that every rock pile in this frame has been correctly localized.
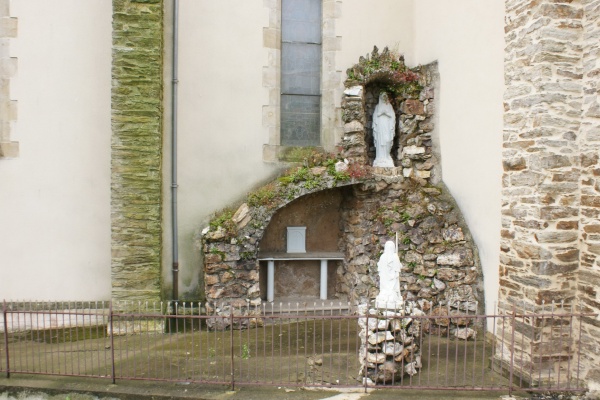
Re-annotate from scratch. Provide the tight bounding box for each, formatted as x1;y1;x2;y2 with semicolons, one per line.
358;303;423;384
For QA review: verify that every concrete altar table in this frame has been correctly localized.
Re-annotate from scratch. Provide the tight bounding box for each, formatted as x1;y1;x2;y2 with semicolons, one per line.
257;252;344;302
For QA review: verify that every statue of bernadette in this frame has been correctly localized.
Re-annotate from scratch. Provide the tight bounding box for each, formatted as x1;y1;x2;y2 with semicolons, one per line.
375;241;403;309
372;92;396;168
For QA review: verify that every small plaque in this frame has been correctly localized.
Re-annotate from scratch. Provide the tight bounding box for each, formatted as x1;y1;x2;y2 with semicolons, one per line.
287;226;306;253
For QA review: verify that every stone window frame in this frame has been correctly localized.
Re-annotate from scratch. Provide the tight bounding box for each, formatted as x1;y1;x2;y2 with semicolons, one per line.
0;0;18;159
262;0;342;162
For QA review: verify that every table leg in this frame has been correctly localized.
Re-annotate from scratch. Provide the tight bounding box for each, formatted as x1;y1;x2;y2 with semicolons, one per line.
320;260;327;300
267;260;275;302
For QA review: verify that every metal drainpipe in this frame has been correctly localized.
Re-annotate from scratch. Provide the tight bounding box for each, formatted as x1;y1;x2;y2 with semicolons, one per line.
171;0;180;302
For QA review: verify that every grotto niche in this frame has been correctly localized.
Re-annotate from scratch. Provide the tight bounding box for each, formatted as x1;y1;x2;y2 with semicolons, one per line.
201;47;484;328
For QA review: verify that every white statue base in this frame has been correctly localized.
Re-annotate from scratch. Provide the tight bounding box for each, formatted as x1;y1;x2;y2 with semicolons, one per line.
373;158;395;168
375;297;404;310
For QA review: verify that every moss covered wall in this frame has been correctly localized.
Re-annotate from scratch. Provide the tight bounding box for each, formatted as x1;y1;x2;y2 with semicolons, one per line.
111;0;163;301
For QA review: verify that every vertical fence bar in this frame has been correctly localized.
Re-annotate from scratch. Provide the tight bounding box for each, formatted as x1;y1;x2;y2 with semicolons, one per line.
538;301;545;387
548;301;555;387
576;304;583;390
557;301;564;389
519;300;525;388
280;303;285;385
566;305;574;390
35;301;41;373
109;301;116;384
508;305;516;396
363;308;369;393
3;300;10;378
230;308;235;390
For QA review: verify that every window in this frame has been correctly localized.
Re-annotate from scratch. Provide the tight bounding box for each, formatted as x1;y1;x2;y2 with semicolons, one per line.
280;0;322;147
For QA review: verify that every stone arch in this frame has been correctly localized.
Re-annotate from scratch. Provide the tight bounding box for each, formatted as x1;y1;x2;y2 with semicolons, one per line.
202;171;359;310
257;186;349;300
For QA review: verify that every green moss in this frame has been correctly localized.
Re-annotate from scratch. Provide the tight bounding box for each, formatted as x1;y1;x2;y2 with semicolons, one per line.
111;0;164;301
209;247;226;261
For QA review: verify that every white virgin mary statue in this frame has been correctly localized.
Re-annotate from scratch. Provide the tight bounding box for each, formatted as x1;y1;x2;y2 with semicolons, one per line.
372;92;396;168
375;241;403;309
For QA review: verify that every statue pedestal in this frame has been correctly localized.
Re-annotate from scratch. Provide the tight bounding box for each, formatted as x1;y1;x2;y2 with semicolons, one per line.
371;166;403;177
358;302;422;385
375;298;404;310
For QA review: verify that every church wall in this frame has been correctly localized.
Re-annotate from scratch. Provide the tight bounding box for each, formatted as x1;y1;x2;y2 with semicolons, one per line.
167;0;415;300
163;0;282;300
335;0;415;80
166;0;506;305
412;0;505;315
0;0;112;300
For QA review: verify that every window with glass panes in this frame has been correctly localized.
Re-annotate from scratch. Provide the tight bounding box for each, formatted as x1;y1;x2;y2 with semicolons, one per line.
280;0;321;147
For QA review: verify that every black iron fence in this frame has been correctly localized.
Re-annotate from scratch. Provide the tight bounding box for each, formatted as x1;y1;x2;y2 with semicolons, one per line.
0;300;594;395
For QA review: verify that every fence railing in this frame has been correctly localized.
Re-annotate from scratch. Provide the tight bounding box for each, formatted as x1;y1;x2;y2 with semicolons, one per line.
0;300;594;395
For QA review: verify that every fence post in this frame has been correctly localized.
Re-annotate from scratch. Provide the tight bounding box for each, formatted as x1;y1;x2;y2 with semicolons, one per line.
363;309;369;393
2;300;10;379
230;309;235;390
109;301;116;384
508;304;516;396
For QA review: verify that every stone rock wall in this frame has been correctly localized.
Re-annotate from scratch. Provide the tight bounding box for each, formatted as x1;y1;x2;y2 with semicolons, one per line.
338;179;481;312
202;172;358;313
502;0;582;308
341;48;439;182
358;303;423;384
202;48;483;331
578;0;600;388
501;0;600;387
111;0;163;302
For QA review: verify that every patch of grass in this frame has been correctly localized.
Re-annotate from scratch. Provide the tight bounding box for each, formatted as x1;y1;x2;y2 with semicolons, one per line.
210;247;226;260
241;343;250;359
325;159;350;184
400;211;411;222
10;325;107;344
209;208;237;237
247;183;278;208
279;167;324;189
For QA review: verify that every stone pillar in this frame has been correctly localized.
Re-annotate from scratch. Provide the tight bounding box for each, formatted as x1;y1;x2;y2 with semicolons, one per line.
111;0;164;301
358;302;422;385
500;0;600;387
502;0;583;307
578;0;600;387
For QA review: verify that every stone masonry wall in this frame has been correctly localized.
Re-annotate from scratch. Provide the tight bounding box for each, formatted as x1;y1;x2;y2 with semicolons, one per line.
502;0;582;307
0;0;18;158
111;0;163;301
342;49;439;182
338;180;482;314
502;0;600;387
578;0;600;387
